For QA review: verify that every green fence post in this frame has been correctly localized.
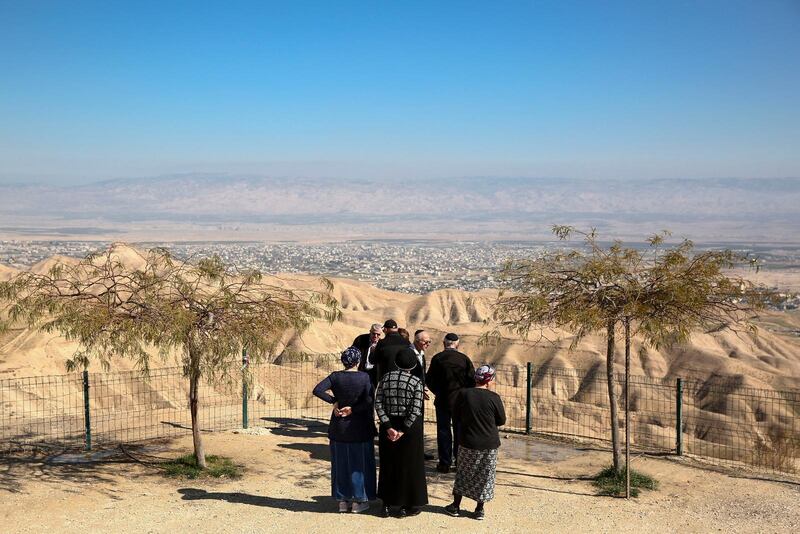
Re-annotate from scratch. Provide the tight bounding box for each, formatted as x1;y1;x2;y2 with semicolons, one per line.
676;378;683;456
82;369;91;451
525;362;533;434
242;348;249;429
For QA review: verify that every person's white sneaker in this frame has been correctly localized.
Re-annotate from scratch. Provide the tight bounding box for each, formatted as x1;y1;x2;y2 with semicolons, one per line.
338;501;350;513
351;502;370;514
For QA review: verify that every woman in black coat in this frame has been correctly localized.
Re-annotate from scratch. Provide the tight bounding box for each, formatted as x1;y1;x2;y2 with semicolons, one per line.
445;364;506;521
374;347;428;517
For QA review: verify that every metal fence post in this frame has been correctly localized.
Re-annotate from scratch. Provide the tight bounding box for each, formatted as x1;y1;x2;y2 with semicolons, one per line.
676;378;683;456
525;362;532;434
82;369;91;451
242;348;249;429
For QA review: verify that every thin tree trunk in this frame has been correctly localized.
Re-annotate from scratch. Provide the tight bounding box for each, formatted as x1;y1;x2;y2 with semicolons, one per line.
625;317;631;498
188;346;207;469
606;320;621;472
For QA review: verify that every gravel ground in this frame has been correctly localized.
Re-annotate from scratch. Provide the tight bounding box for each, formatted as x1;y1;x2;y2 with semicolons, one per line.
1;425;798;533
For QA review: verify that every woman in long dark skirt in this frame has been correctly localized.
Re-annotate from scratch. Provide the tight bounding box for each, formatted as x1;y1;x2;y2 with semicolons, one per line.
374;347;428;517
312;346;377;513
446;364;506;521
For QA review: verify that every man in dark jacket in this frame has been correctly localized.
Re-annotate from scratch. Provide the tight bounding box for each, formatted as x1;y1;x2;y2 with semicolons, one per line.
375;319;411;381
426;332;475;473
352;323;382;387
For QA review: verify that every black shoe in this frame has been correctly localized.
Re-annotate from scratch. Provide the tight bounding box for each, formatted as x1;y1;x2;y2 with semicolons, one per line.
436;464;450;474
401;506;421;517
398;507;407;518
444;503;460;517
474;508;485;520
381;505;390;518
424;452;435;461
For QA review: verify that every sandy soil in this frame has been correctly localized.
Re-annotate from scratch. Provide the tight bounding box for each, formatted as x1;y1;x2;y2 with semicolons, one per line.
1;424;798;534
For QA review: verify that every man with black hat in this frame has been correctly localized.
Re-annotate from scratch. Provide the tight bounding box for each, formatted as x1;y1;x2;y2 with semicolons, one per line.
374;319;410;381
426;333;475;473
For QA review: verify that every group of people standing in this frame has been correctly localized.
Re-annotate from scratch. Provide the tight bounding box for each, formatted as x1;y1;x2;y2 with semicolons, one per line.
312;319;506;520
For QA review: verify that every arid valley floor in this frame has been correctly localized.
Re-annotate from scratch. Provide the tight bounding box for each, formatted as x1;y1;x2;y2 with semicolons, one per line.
2;428;799;533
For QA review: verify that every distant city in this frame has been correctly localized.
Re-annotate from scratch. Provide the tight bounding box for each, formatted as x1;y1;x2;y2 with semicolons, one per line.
2;240;800;302
0;240;550;293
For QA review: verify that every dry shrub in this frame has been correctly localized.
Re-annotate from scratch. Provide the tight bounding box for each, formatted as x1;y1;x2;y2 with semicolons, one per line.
753;424;800;473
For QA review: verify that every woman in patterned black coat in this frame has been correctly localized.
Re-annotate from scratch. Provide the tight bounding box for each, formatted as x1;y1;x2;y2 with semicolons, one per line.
374;347;428;517
445;364;506;520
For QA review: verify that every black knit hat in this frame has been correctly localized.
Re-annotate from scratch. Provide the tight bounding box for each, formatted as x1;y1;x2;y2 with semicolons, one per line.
383;319;398;329
396;348;418;371
444;332;459;342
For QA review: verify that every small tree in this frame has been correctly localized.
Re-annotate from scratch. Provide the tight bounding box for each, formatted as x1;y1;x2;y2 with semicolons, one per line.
0;244;339;468
489;226;767;473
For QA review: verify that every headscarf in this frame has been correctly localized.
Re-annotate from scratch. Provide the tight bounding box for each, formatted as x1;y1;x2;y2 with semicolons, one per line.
474;364;496;385
340;346;362;369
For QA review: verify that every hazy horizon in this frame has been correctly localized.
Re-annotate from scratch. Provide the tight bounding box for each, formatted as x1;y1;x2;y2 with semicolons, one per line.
1;175;799;243
3;172;800;188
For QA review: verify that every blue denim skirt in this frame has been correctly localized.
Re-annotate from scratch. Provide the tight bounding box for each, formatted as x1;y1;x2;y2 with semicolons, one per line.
330;439;377;502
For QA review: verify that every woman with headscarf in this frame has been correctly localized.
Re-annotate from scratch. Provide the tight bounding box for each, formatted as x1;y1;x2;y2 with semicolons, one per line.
374;347;428;517
313;346;377;513
445;364;506;520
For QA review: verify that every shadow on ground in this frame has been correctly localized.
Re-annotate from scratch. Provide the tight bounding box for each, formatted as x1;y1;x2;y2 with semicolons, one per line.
260;417;332;461
0;439;188;494
495;468;593;482
178;488;456;517
261;417;329;439
278;442;331;461
0;446;132;495
178;488;335;513
495;480;597;497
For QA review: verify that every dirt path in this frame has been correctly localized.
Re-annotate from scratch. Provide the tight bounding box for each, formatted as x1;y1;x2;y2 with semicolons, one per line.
1;423;798;533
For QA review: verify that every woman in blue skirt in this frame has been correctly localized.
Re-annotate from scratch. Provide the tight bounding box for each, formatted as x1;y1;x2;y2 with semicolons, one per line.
313;346;377;513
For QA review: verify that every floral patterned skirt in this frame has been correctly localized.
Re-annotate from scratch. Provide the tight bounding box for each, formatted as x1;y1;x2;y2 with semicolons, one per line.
453;446;498;502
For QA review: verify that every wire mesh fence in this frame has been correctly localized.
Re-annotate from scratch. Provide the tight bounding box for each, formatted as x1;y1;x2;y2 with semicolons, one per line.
1;355;798;477
681;379;800;474
526;365;678;452
0;373;84;448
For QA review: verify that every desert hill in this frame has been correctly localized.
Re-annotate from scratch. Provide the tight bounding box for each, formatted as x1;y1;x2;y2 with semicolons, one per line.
404;289;494;327
29;255;81;274
2;246;799;391
0;263;19;282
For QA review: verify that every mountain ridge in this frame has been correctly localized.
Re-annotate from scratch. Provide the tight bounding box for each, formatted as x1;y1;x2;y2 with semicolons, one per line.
2;174;799;242
3;175;800;217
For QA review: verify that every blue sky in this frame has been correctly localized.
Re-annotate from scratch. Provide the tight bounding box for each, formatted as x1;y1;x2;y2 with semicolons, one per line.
0;0;798;184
